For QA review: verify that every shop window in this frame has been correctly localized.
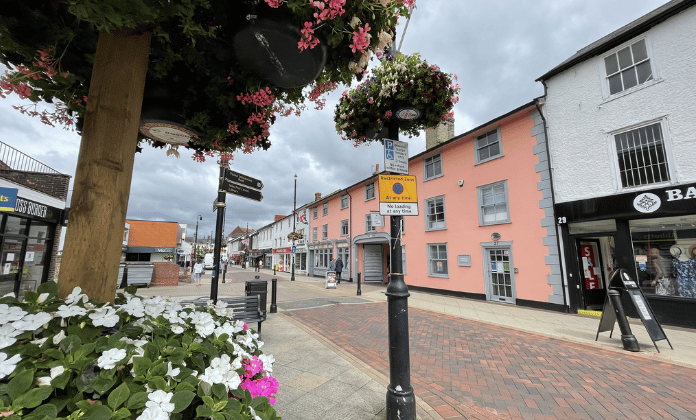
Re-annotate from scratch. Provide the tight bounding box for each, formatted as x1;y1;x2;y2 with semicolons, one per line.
314;248;333;268
427;243;448;277
630;215;696;299
424;153;443;181
477;181;510;225
614;122;670;188
4;216;29;236
424;195;446;231
475;129;502;164
365;182;375;201
603;38;653;96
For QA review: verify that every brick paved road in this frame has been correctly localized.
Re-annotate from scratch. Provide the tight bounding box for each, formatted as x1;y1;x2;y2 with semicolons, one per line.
285;302;696;420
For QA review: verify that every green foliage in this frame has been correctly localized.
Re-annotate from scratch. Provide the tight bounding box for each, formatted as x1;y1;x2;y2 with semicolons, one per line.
334;52;461;144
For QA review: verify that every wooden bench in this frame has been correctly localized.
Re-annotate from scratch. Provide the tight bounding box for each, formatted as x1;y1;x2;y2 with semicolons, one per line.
181;295;266;334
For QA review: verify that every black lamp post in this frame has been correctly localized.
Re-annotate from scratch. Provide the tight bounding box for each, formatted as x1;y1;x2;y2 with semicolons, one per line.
291;174;297;281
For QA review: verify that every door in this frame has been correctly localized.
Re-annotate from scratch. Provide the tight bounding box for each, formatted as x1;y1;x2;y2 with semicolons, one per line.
338;247;350;279
363;244;383;282
0;238;25;296
484;247;515;304
577;239;607;309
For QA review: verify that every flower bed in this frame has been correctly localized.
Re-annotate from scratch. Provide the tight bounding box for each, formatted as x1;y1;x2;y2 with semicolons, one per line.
0;282;279;419
334;52;460;145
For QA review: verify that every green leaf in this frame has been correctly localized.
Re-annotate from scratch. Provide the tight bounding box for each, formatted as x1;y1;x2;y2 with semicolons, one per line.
211;383;227;400
213;400;228;412
59;335;81;355
124;285;137;295
36;281;59;297
196;405;214;417
170;390;195;413
202;395;215;408
51;372;71;390
211;413;225;420
150;361;168;377
13;386;53;409
90;376;117;395
23;403;57;420
148;376;167;391
48;396;70;413
7;369;35;400
126;392;148;410
107;382;130;410
175;381;196;393
132;356;152;376
112;407;131;420
81;404;112;420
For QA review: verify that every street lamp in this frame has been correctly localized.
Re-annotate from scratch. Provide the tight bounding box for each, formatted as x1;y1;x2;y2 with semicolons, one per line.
291;174;297;281
192;215;201;270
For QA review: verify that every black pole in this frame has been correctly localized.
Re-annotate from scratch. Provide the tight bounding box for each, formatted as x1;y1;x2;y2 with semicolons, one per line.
384;120;415;420
270;278;277;313
292;174;297;281
192;215;200;270
210;164;227;304
608;289;640;352
357;272;361;296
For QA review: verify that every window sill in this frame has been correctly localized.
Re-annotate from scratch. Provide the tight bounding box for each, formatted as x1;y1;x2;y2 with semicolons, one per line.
480;220;511;227
425;227;447;232
365;197;376;202
424;173;444;182
428;273;449;279
617;180;674;194
475;154;504;166
600;78;663;105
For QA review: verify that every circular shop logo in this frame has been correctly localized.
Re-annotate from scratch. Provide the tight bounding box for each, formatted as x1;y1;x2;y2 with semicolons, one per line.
395;107;422;121
392;183;404;195
140;122;199;145
633;192;662;213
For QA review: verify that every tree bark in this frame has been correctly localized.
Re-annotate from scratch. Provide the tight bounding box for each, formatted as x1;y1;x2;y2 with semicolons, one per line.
58;29;151;303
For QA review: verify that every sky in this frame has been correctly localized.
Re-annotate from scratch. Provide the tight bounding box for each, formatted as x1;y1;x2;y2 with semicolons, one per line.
0;0;668;243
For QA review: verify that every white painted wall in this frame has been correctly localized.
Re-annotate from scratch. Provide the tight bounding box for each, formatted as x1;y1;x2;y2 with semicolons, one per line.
543;6;696;203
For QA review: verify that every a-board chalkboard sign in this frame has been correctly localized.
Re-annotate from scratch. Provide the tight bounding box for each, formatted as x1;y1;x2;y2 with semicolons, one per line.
596;269;672;352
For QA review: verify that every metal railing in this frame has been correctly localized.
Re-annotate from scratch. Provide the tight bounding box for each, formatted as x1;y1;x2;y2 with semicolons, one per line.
0;141;61;174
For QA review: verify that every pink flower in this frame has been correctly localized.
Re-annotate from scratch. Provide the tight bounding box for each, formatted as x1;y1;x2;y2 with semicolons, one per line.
349;24;371;54
264;0;283;7
299;21;320;51
385;110;393;118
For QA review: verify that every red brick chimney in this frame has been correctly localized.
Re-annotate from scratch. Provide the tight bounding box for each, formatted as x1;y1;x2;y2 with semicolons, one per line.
315;192;321;201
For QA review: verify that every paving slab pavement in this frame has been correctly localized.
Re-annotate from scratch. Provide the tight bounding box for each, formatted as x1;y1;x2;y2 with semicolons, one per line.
132;265;696;419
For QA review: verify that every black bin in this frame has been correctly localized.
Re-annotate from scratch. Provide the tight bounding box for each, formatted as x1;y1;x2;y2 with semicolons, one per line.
245;280;268;314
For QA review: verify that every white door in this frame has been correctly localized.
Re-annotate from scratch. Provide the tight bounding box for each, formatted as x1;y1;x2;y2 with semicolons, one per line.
484;247;516;304
363;244;383;282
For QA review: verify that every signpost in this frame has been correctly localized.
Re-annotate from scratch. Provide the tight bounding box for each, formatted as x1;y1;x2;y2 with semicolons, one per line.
384;139;409;174
378;174;418;216
211;168;264;303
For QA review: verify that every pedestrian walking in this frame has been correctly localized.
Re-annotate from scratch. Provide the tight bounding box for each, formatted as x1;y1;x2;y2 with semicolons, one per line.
193;258;204;286
258;259;263;271
329;257;336;271
335;257;343;282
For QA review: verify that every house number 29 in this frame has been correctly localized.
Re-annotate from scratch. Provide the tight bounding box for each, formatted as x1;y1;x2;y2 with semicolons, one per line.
558;217;567;224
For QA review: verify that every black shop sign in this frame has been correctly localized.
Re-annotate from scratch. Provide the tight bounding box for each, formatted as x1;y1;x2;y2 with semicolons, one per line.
9;197;62;223
555;182;696;223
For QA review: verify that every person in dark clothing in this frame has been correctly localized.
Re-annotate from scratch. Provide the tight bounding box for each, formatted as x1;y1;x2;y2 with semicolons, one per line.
335;257;343;283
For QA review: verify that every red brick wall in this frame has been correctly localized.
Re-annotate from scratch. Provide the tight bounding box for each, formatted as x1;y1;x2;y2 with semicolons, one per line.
151;262;179;287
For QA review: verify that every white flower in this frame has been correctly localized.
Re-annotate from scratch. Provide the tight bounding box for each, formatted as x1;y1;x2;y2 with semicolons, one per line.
0;304;27;322
53;330;66;345
249;406;262;420
170;324;184;335
89;306;119;327
190;312;215;337
37;293;50;303
36;365;65;386
145;390;175;413
166;362;180;379
56;304;87;318
2;292;15;299
258;354;275;373
97;348;127;370
119;298;145;318
0;324;22;349
30;336;48;346
13;312;53;331
65;287;87;305
0;352;22;379
136;406;168;420
223;370;241;391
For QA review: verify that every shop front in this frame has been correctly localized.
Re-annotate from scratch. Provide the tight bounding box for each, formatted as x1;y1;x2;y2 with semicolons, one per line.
0;187;64;299
272;247;292;272
556;182;696;328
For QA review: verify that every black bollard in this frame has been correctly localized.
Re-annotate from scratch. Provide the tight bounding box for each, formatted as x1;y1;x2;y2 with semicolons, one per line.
255;275;260;280
608;289;640;352
270;278;277;313
222;264;226;284
273;267;276;275
357;272;361;296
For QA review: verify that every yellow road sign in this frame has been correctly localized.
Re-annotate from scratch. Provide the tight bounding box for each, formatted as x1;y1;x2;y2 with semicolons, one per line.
378;175;418;203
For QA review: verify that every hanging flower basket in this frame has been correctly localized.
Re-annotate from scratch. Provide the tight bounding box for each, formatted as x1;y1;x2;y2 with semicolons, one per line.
287;231;303;241
0;1;412;161
334;53;460;145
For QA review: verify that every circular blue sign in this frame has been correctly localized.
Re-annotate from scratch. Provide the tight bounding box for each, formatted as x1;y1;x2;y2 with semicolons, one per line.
392;183;404;195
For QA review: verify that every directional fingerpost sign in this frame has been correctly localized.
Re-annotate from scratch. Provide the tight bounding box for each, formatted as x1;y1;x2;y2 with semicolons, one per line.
222;169;264;202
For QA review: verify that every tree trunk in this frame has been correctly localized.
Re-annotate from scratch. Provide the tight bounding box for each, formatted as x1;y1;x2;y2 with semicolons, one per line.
58;29;151;303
